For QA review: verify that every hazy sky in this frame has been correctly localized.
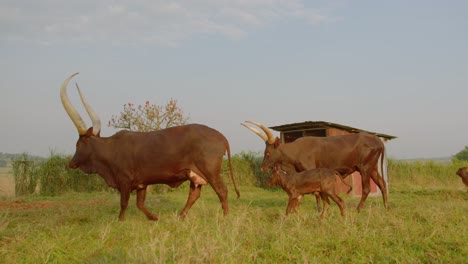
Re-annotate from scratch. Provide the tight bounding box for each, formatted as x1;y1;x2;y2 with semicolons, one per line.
1;1;467;159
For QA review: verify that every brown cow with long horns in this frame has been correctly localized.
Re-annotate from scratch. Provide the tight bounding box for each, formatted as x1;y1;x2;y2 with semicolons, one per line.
60;73;239;221
242;120;388;211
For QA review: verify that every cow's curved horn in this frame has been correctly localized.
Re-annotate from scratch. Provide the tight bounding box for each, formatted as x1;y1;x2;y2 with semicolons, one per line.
60;73;87;135
76;83;101;136
241;123;268;142
243;120;276;144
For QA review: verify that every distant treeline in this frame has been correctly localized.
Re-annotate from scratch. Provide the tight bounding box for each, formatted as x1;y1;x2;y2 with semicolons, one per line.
0;152;45;167
10;150;468;197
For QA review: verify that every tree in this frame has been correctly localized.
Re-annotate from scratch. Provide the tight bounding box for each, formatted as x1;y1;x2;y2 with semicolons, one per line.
108;99;189;132
108;99;189;194
453;146;468;161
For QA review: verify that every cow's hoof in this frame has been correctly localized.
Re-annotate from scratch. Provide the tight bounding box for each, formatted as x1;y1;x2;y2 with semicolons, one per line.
148;214;159;221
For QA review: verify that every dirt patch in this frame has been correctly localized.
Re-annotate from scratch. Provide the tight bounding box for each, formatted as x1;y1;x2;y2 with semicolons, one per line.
0;199;111;210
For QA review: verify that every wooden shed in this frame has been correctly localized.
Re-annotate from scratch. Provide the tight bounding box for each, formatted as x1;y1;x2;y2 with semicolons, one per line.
269;121;396;196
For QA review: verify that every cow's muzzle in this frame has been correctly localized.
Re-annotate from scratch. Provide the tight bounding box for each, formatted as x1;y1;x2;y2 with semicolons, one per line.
68;161;78;169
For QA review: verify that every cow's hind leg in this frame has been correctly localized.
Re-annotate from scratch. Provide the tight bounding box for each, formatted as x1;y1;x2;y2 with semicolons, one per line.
197;159;229;216
370;167;389;210
180;182;202;219
357;170;371;212
212;185;229;216
208;178;229;216
136;186;159;220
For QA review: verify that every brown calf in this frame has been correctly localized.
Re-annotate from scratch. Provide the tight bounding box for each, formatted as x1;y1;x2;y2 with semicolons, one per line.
268;166;352;220
455;167;468;187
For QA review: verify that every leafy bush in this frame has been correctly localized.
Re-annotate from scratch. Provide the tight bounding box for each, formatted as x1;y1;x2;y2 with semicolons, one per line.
453;146;468;161
222;151;270;188
37;155;109;196
37;155;68;196
12;154;109;197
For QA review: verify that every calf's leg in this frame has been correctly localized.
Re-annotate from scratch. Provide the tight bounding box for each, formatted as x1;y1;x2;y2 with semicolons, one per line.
313;192;322;213
327;192;346;218
286;197;298;215
294;195;303;213
319;193;330;220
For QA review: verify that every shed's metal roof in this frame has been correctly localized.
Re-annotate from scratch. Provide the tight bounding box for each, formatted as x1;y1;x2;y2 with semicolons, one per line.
269;121;397;140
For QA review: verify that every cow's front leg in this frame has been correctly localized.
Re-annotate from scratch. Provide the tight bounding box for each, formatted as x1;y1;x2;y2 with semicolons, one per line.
118;188;131;221
136;186;159;221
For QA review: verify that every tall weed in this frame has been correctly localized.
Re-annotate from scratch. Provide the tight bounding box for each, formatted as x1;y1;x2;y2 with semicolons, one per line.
11;153;38;196
388;159;466;190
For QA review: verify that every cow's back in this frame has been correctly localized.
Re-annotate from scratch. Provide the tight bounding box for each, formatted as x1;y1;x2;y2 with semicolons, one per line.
287;133;381;172
109;124;228;174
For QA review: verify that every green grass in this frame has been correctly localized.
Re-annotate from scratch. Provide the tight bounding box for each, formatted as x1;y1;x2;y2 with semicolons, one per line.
1;178;467;263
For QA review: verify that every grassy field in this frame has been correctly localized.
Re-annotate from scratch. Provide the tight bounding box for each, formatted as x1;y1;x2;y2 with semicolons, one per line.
1;165;467;263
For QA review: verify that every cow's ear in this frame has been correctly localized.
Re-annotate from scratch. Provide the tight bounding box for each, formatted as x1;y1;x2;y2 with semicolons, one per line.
85;127;101;137
94;129;101;137
274;137;281;148
85;127;94;138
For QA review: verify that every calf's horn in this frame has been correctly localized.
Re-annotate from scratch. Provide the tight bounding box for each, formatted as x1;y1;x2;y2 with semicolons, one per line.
242;120;276;144
76;83;101;136
60;73;88;135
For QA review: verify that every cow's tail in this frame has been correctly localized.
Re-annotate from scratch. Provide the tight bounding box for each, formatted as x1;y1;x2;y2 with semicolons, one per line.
337;172;353;194
226;142;240;199
378;139;388;193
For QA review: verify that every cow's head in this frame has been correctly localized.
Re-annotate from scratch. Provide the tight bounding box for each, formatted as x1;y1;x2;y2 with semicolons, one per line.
267;165;285;187
456;167;467;178
60;73;101;173
242;120;282;171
